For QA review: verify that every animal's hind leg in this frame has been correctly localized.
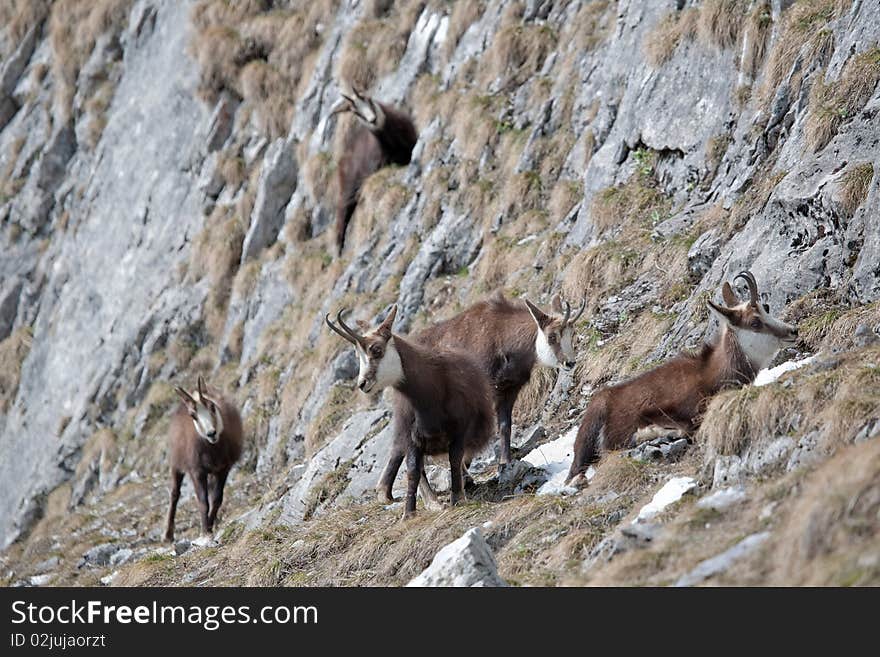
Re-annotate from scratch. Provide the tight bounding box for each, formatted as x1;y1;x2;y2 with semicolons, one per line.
164;470;184;543
449;442;465;506
403;443;423;520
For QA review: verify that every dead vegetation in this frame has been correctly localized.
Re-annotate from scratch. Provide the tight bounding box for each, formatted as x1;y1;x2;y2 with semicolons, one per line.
48;0;133;120
838;162;874;216
806;47;880;152
696;0;744;51
0;326;33;413
643;8;698;68
0;0;50;59
699;346;880;461
758;0;851;109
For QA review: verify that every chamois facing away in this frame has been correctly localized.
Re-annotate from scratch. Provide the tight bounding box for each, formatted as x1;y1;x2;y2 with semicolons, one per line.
376;291;585;504
164;376;243;542
326;304;495;517
566;271;798;485
329;81;418;255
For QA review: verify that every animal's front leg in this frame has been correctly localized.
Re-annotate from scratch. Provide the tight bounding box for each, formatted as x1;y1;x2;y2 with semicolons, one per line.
164;470;184;543
207;469;229;533
191;471;211;536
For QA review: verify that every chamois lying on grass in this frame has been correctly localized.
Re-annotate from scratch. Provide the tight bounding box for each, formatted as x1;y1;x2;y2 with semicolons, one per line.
326;304;494;517
164;376;243;542
329;81;418;255
566;271;798;485
376;291;585;504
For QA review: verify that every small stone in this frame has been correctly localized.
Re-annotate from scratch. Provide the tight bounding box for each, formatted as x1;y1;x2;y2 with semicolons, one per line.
697;486;747;511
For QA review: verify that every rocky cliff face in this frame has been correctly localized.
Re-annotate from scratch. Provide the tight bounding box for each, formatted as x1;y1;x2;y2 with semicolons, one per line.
1;0;878;586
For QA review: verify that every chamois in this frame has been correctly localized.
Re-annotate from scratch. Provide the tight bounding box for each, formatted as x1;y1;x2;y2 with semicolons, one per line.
329;81;418;255
326;304;494;517
164;376;243;542
566;271;798;484
375;291;585;503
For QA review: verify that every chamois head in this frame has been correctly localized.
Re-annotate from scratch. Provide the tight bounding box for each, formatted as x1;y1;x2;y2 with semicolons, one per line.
326;304;403;393
173;376;225;444
523;294;586;371
329;80;386;129
707;271;799;370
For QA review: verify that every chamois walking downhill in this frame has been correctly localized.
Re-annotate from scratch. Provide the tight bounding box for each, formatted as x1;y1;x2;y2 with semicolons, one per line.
164;377;243;542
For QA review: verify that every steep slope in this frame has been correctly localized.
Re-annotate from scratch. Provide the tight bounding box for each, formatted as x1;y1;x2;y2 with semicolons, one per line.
0;0;878;586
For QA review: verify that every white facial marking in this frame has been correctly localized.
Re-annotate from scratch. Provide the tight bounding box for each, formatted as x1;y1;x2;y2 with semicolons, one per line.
189;391;222;443
736;329;783;371
374;339;403;389
535;328;559;368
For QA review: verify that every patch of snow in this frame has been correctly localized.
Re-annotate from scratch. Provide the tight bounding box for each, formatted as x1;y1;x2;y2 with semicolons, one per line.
634;477;697;523
697;486;747;511
192;534;218;548
29;573;53;586
754;356;816;386
100;570;119;586
521;428;595;495
516;234;537;246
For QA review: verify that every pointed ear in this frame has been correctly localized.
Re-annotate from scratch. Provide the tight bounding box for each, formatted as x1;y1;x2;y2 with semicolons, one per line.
550;294;564;314
707;299;736;324
721;282;739;307
197;376;207;398
524;299;551;329
378;304;397;338
174;386;196;410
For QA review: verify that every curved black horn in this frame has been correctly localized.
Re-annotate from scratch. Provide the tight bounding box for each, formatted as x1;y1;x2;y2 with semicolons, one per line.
572;294;587;323
325;313;357;345
562;300;571;326
734;271;759;306
335;309;366;346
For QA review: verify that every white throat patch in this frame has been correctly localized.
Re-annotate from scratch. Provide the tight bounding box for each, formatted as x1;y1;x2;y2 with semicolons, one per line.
735;328;783;372
535;329;559;368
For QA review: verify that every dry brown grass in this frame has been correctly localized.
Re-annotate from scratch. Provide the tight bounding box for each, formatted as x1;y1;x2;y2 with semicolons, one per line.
770;438;880;585
484;3;557;87
838;162;874;216
740;0;772;78
699;346;880;460
0;0;50;59
643;8;698;68
48;0;133;120
188;204;247;339
0;326;33;413
697;0;744;50
590;162;672;234
758;0;850;109
806;47;880;152
444;0;482;58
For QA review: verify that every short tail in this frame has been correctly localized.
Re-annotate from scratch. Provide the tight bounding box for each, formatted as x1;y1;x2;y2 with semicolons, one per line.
567;393;607;483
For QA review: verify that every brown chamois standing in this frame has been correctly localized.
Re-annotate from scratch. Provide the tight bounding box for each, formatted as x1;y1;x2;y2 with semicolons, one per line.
164;376;243;542
375;291;585;503
329;81;418;255
566;271;799;484
326;304;495;518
